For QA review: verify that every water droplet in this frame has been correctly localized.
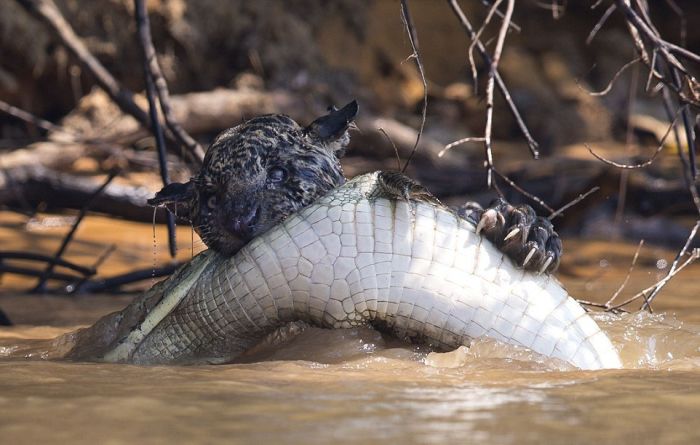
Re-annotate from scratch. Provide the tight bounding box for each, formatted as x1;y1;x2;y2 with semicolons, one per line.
152;206;158;286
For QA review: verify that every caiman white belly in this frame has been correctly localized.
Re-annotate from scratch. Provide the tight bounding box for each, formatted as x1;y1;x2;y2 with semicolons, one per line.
68;172;622;370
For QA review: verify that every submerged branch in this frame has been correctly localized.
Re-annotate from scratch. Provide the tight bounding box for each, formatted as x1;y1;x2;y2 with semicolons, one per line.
32;172;117;293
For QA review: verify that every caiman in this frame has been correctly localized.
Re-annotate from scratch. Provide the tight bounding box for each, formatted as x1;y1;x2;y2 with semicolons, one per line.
64;170;622;370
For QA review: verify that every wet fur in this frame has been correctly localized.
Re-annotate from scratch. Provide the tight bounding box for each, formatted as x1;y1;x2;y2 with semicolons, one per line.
150;103;357;254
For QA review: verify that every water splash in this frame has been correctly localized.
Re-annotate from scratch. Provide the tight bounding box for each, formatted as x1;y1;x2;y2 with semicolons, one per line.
593;311;700;370
2;309;700;372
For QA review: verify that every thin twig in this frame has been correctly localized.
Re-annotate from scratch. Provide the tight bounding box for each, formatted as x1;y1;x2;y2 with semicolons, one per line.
438;137;486;157
399;0;428;173
584;110;680;169
614;0;700;106
378;128;402;171
586;3;616;45
548;186;600;220
604;239;644;307
642;221;700;309
467;0;503;90
478;0;521;32
0;99;74;136
673;79;698;180
65;244;117;293
662;90;700;214
577;299;629;314
91;244;117;271
492;168;555;213
576;57;641;97
610;249;699;311
481;0;514;188
644;50;661;93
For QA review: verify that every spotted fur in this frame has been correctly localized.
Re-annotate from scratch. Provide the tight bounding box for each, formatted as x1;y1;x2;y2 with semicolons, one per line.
150;101;358;254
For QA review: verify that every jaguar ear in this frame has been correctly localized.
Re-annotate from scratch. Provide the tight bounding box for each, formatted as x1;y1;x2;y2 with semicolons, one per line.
305;100;358;158
148;180;195;207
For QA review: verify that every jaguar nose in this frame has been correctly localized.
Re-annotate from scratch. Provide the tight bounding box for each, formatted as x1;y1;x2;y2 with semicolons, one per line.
226;204;259;237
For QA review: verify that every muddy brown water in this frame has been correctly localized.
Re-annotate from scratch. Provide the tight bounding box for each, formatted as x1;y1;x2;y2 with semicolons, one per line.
1;212;700;444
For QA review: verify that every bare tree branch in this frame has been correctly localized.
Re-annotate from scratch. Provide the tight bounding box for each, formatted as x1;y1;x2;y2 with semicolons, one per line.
0;99;74;137
133;0;205;162
586;3;616;45
438;137;486;158
32;171;117;293
493;168;555;214
481;0;514;187
577;57;641;97
584;110;680;169
135;0;177;258
378;128;403;171
548;186;600;220
15;0;203;169
446;0;540;159
643;221;700;310
610;248;699;312
605;239;644;308
399;0;428;173
467;0;503;90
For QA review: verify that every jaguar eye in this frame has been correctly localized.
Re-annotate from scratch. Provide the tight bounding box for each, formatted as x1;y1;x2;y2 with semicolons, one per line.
268;167;287;184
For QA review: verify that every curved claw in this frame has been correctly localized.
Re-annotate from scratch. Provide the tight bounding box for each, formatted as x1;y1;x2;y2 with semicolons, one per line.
455;198;563;275
522;246;537;268
476;208;500;235
504;227;521;242
538;256;554;275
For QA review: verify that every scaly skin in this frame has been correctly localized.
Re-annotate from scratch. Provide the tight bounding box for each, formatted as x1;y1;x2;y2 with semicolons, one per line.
67;172;622;370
